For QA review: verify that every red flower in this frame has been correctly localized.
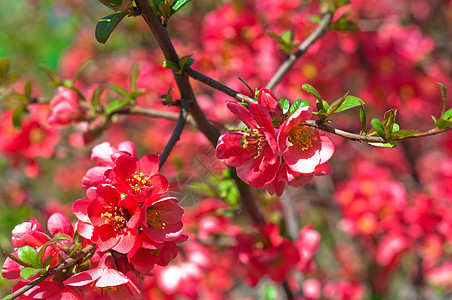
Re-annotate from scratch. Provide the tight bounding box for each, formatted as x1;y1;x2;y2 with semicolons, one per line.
277;105;334;174
107;154;169;202
216;101;279;188
141;197;184;243
73;184;141;253
64;253;141;299
256;88;285;125
47;87;84;128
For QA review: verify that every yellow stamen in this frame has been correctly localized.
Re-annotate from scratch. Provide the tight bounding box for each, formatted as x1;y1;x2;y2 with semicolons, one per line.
147;208;167;229
289;125;317;150
240;128;268;159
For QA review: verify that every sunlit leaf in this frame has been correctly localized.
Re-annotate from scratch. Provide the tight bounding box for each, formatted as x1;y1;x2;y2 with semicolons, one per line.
289;99;310;116
279;99;290;114
443;108;452;120
20;267;43;280
371;118;386;139
359;103;366;134
95;12;127;44
17;246;39;268
105;99;130;114
108;83;132;100
391;129;420;139
172;0;191;12
302;83;322;102
162;60;179;72
438;82;447;118
436;118;452;129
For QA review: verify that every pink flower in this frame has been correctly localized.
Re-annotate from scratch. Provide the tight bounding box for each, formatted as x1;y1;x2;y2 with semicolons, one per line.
277;106;334;174
47;87;84;128
141;197;184;243
216;101;279;188
73;184;141;253
64;253;141;299
107;154;169;202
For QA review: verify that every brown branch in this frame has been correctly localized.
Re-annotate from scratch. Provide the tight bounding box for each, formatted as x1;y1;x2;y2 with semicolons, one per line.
159;99;191;169
185;68;255;104
111;106;196;127
266;13;334;90
135;0;220;147
9;243;96;300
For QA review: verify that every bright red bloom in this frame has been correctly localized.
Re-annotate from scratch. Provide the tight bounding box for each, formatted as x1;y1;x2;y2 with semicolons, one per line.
73;184;141;253
256;88;285;125
64;253;141;299
216;101;279;188
107;154;169;202
277;106;334;174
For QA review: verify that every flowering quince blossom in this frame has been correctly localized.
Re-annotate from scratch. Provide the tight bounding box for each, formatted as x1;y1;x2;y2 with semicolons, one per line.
216;101;279;188
47;87;84;128
277;105;335;174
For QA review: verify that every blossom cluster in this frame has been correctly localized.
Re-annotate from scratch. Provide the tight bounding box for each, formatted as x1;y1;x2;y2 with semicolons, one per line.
216;88;335;195
1;141;186;299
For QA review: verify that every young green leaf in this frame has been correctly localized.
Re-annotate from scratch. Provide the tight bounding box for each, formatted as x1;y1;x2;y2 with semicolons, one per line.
0;57;10;83
130;63;140;93
279;99;290;114
172;0;191;12
17;246;40;268
371;118;386;139
438;82;447;118
368;141;398;148
330;95;364;114
108;83;132;100
20;267;44;280
12;104;26;129
162;60;179;72
302;83;322;102
289;99;310;116
391;129;420;139
443;108;452;120
24;80;32;99
179;55;194;72
381;109;397;137
105;99;130;114
359;103;366;134
91;85;105;109
237;76;254;98
435;118;452;129
95;12;127;44
37;233;69;267
39;65;61;85
72;61;92;84
328;91;349;115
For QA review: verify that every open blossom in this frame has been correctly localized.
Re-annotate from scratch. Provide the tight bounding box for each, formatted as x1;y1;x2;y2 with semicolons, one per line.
216;101;279;188
47;87;84;128
73;184;142;253
64;253;141;300
277;105;334;174
106;154;169;202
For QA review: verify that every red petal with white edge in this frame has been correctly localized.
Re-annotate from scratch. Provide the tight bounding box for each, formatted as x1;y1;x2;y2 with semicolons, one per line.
318;132;335;164
76;221;94;239
139;154;160;176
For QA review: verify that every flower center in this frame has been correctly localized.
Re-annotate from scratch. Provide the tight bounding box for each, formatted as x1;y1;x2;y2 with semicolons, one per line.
147;208;167;229
29;127;46;144
240;128;268;159
101;206;129;231
289;125;317;150
126;172;153;195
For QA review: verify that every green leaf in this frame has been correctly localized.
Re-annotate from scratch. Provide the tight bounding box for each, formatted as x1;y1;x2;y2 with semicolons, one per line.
12;105;26;129
91;85;105;109
309;16;322;24
2;294;13;300
368;141;398;148
436;118;452;129
438;82;447;118
73;61;92;84
359;103;366;134
391;129;420;139
237;76;254;97
98;0;123;11
42;255;53;269
105;99;130;114
328;91;349;115
264;285;278;300
159;3;172;21
371;118;386;139
164;86;174;105
24;80;32;99
17;246;39;268
443;108;452;120
279;99;290;114
267;31;285;45
334;0;351;8
39;65;61;85
0;57;10;83
130;63;140;93
179;55;194;72
381;109;397;138
302;83;322;102
20;267;43;280
330;95;364;114
95;12;127;44
172;0;191;12
108;83;132;100
162;60;179;72
289;99;310;115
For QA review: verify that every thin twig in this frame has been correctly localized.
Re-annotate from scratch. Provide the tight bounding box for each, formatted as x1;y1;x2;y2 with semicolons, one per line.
159;99;191;169
112;106;196;127
185;68;255;104
9;243;96;300
266;13;334;90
